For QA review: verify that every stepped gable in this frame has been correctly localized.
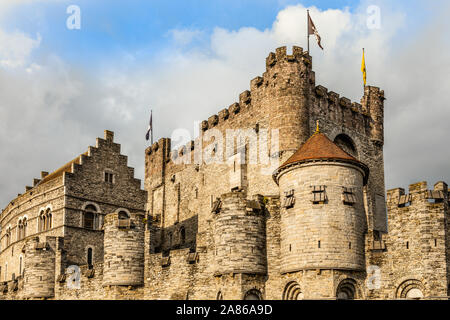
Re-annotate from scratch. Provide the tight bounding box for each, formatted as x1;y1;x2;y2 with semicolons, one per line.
274;131;369;184
38;151;88;185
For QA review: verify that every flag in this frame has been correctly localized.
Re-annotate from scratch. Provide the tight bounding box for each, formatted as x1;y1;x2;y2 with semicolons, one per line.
361;48;367;86
145;110;152;142
308;11;323;50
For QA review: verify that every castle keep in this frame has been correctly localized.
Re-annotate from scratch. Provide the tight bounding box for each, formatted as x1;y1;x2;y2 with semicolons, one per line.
0;46;449;300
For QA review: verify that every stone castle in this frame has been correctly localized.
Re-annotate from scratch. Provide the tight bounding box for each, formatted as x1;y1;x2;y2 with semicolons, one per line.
1;46;449;300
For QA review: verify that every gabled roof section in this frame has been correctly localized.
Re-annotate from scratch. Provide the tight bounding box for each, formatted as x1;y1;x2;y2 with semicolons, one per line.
38;151;88;185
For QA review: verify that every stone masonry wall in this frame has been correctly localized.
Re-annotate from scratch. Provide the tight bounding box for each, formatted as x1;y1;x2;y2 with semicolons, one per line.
366;181;449;299
277;162;367;273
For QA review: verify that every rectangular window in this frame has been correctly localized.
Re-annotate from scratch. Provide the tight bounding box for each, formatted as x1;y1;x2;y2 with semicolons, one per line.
84;212;94;229
282;189;295;208
312;186;327;204
104;172;113;183
342;187;356;205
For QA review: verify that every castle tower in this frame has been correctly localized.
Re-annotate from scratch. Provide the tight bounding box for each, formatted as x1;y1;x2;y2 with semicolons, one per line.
273;130;369;297
103;211;145;287
212;191;267;299
260;46;313;164
22;237;56;299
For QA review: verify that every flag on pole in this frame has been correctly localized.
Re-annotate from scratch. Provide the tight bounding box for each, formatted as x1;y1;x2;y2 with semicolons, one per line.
308;11;323;50
361;48;367;86
145;110;152;143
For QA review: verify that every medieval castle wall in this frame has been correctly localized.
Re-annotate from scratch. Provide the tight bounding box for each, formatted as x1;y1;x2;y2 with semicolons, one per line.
0;46;448;300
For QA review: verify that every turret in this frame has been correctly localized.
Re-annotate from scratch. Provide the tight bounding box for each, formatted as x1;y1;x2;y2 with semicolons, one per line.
22;237;56;299
213;190;267;275
103;211;145;286
262;46;314;164
273;130;369;273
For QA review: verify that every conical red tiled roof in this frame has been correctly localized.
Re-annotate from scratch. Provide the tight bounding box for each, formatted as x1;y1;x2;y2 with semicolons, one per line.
273;131;369;185
281;132;358;167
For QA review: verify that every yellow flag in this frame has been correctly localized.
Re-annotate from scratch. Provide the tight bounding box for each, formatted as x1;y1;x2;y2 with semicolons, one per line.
361;48;367;86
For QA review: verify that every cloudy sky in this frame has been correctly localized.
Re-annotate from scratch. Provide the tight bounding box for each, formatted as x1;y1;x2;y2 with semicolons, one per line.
0;0;449;208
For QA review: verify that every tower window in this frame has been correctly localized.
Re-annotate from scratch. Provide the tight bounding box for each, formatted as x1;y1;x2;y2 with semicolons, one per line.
283;189;295;208
342;187;356;205
104;172;114;183
84;212;94;229
312;186;327;204
406;241;409;249
318;240;321;248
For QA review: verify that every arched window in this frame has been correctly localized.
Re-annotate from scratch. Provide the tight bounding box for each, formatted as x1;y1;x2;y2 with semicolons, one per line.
336;279;358;300
39;209;52;232
118;210;129;220
83;205;98;230
334;134;358;158
283;281;303;300
217;291;223;300
46;209;52;230
23;218;27;238
5;228;10;247
87;247;93;268
117;210;131;228
180;227;186;245
244;289;262;300
39;211;46;232
17;219;23;240
396;279;424;299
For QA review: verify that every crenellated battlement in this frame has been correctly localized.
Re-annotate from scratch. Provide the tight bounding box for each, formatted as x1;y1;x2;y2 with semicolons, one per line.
387;181;449;208
313;84;370;117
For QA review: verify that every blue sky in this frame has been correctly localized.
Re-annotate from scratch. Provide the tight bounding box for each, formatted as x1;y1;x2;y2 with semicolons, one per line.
0;0;432;68
0;0;449;208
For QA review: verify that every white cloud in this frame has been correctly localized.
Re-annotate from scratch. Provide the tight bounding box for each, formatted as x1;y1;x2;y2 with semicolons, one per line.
0;30;41;68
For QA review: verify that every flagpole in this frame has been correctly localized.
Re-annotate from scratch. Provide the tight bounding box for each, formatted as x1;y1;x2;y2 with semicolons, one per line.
307;10;310;53
151;109;153;145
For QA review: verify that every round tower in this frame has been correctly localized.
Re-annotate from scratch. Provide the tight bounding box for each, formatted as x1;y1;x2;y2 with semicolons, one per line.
22;237;55;299
103;211;145;286
273;130;369;273
213;191;266;275
259;46;314;164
